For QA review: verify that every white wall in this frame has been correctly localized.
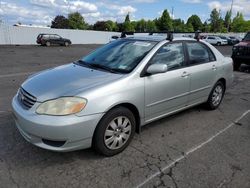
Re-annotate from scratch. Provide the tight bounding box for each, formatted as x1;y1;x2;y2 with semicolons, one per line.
0;23;246;45
0;24;120;45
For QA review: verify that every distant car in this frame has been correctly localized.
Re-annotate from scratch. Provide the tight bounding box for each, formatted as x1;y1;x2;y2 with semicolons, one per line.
228;36;240;45
36;34;71;47
12;33;233;156
204;36;228;46
218;36;234;45
232;31;250;70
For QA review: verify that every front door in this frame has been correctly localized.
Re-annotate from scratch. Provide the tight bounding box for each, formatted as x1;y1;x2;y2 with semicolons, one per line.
144;42;190;123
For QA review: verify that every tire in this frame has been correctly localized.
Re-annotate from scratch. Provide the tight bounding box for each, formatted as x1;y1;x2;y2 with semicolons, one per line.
45;41;51;47
93;107;136;156
64;41;69;47
217;42;221;46
205;81;225;110
233;59;241;71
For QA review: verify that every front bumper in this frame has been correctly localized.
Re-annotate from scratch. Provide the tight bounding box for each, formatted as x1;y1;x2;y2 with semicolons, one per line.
12;95;104;152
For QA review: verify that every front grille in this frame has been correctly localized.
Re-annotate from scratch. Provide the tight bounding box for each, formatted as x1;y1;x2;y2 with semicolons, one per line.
18;87;37;109
243;46;250;55
237;46;250;55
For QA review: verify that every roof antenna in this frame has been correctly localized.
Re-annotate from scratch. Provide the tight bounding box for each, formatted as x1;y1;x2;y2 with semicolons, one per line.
167;31;173;41
194;30;201;41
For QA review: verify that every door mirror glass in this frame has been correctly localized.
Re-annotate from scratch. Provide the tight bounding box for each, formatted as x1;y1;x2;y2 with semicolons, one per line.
146;64;168;75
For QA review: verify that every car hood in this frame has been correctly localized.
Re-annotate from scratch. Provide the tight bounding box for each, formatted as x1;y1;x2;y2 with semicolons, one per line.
235;41;250;46
22;63;124;102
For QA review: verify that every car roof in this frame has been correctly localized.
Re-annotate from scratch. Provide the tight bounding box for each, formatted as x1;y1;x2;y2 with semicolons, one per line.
38;33;59;35
124;36;196;42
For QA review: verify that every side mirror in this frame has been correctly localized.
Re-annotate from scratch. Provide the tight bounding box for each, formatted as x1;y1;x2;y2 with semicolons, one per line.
111;36;119;40
146;64;168;75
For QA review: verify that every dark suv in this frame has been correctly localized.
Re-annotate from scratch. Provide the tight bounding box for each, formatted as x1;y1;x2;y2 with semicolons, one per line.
232;32;250;70
36;34;71;47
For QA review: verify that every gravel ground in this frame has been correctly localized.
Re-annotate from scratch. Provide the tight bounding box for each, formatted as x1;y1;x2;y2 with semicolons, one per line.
0;44;250;188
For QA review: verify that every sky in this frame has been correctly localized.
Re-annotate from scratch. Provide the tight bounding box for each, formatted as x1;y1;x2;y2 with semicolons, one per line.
0;0;249;26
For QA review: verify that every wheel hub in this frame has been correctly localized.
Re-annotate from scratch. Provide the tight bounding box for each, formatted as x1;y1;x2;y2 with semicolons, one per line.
104;116;132;150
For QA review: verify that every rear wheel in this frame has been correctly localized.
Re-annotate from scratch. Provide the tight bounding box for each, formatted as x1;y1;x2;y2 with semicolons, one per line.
93;107;136;156
45;41;51;47
206;81;225;110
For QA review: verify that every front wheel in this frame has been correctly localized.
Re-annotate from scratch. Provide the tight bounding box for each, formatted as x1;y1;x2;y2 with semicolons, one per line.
93;107;136;156
64;41;69;47
217;42;221;46
205;81;225;110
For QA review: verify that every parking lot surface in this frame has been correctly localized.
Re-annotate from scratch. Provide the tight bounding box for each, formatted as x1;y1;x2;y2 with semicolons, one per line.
0;44;250;188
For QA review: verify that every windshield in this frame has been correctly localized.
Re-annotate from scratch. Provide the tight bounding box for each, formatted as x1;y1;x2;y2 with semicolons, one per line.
243;33;250;41
80;39;156;73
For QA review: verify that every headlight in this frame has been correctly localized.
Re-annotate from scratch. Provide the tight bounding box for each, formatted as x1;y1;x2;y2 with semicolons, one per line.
232;46;237;51
36;97;87;116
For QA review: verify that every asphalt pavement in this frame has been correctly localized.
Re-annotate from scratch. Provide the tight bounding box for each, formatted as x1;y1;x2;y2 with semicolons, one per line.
0;44;250;188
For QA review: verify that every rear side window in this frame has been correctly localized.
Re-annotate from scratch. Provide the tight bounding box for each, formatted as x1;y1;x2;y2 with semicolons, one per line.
186;42;215;65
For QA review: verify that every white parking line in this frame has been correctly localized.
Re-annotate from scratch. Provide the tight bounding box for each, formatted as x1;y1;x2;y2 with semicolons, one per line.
0;72;35;78
136;110;250;188
0;110;11;114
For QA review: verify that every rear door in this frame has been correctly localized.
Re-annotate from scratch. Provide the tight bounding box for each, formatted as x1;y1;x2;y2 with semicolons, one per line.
144;42;190;122
184;41;218;105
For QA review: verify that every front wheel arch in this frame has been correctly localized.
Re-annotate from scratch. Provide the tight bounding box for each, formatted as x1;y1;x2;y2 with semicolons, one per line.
102;103;141;134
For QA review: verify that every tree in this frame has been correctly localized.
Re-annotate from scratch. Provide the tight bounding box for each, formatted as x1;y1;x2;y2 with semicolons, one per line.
123;13;134;32
147;20;157;32
68;12;87;30
173;19;185;32
210;8;222;32
185;22;194;32
224;10;232;31
93;20;118;31
51;15;69;29
136;19;146;32
93;21;108;31
203;21;210;32
158;10;173;31
186;15;203;31
231;12;250;32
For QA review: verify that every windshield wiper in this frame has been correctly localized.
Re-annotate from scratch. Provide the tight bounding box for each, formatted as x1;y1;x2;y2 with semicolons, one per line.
75;60;93;68
75;60;126;74
90;63;120;73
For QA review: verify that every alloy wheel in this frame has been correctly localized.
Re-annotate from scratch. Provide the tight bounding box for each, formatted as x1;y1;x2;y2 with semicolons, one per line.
104;116;132;150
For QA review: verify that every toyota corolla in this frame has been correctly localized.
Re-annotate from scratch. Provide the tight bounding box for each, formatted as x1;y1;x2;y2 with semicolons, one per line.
12;33;233;156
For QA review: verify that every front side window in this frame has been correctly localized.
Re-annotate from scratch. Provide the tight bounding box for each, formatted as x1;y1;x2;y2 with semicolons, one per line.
150;42;185;71
186;42;214;65
51;35;60;39
80;39;156;73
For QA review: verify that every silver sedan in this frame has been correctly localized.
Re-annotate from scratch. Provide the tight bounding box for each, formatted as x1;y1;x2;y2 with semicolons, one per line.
12;35;233;156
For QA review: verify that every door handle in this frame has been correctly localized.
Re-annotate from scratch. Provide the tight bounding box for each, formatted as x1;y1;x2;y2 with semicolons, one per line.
181;71;190;77
212;65;217;70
